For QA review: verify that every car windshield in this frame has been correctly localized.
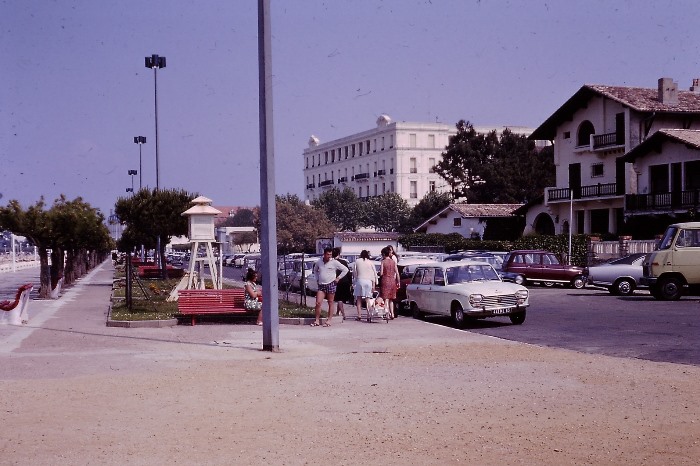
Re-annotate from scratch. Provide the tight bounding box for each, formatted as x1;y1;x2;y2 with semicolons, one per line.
446;264;499;284
608;253;645;265
657;227;678;250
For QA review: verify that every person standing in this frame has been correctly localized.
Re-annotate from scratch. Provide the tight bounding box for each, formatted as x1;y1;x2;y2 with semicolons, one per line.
353;249;377;321
331;247;352;320
311;247;349;327
379;246;400;319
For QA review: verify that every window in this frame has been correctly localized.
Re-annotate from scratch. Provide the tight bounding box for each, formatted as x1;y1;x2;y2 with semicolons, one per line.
358;142;363;155
428;134;435;148
382;182;386;194
429;180;436;192
390;134;394;148
373;138;377;152
390;181;394;192
577;120;595;147
434;268;445;286
563;131;571;139
591;163;604;177
352;144;356;157
374;184;377;196
650;164;670;193
344;146;348;159
410;181;417;198
453;217;461;227
428;157;436;172
409;133;417;148
381;136;385;150
324;151;328;164
366;140;370;154
331;149;335;163
410;157;417;173
686;161;700;190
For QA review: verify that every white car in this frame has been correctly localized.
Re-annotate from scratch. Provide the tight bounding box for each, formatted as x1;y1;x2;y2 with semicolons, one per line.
407;261;529;326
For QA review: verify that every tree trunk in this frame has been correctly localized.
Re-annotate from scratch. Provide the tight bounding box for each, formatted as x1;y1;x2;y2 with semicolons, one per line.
50;248;65;289
38;248;51;299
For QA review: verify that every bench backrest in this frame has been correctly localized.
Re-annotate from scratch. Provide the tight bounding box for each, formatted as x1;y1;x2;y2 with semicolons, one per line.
178;288;246;307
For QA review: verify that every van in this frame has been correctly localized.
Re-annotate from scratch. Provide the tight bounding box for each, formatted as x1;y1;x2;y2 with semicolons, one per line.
641;222;700;300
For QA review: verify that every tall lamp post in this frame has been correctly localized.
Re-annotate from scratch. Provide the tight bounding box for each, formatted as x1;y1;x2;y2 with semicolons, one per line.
144;54;166;190
127;169;137;194
133;136;146;190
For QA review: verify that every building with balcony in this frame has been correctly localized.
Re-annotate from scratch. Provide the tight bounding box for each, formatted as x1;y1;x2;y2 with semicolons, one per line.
303;115;535;207
526;77;700;238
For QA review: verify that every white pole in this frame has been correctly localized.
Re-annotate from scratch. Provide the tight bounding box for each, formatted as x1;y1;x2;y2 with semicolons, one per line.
11;233;16;272
568;189;573;265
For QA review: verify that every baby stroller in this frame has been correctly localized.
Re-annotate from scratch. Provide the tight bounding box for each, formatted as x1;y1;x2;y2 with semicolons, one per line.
363;291;390;323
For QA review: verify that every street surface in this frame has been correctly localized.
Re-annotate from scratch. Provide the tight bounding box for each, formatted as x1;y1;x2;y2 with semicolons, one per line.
3;264;699;366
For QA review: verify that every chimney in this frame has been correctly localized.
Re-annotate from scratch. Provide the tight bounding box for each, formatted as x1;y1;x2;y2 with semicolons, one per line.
690;78;700;93
658;77;679;105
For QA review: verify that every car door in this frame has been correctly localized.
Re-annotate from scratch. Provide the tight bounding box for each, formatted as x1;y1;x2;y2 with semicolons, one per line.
673;227;700;283
410;267;433;311
428;267;448;316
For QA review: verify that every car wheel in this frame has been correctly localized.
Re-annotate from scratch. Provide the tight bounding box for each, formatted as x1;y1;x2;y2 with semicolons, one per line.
611;278;634;296
509;310;526;325
411;303;423;320
658;277;683;301
571;275;586;289
513;274;525;285
451;305;465;328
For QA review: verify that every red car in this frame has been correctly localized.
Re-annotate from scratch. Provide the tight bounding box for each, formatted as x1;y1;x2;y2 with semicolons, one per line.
502;250;586;288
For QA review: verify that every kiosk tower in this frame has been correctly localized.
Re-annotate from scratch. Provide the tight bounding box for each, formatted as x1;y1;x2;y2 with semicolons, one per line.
182;196;222;289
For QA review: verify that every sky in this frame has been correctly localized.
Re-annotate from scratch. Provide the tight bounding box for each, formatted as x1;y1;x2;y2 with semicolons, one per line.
2;0;699;219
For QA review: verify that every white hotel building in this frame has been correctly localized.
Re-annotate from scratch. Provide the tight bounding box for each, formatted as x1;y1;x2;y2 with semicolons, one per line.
303;114;535;207
303;115;453;207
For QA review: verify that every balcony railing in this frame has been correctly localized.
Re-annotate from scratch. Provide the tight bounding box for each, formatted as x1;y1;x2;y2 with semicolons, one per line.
374;169;386;177
319;179;334;187
352;173;370;181
547;182;618;202
592;132;621;149
306;183;316;189
338;176;347;183
626;189;700;212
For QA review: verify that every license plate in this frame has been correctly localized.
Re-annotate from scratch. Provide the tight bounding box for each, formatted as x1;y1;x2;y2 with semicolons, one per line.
491;308;512;315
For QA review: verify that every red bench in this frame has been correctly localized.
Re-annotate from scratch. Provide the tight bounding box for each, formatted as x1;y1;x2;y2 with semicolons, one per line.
177;288;254;326
138;266;185;279
1;283;34;325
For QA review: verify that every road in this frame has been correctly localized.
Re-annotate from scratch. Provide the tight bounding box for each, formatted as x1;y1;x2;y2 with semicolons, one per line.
4;264;699;366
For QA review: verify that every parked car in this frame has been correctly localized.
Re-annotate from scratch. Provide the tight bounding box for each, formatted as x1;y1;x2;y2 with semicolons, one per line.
277;260;296;289
586;253;647;296
289;259;315;292
501;250;586;288
406;261;529;326
233;254;247;268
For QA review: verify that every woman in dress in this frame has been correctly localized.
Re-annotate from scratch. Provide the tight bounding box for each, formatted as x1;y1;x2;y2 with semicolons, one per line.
379;246;400;319
244;268;263;325
352;250;377;321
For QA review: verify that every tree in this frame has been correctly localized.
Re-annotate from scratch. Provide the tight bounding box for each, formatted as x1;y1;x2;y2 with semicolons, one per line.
364;193;411;232
230;230;258;252
433;120;554;203
400;191;453;232
311;188;365;231
219;208;256;227
273;194;336;253
114;188;197;276
0;197;111;297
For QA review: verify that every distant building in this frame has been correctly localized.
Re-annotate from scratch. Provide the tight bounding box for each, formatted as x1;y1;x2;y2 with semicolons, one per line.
303;115;535;207
414;203;523;238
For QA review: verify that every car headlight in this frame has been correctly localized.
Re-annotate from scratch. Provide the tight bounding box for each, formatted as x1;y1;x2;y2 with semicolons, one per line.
469;294;483;306
515;289;528;304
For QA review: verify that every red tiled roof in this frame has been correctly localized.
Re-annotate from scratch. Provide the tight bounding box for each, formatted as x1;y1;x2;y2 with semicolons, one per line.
450;203;523;218
530;83;700;140
622;129;700;162
335;232;400;242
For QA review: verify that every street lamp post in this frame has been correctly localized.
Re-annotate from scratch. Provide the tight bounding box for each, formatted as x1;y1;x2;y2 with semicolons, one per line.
133;136;146;190
144;54;166;190
128;169;137;194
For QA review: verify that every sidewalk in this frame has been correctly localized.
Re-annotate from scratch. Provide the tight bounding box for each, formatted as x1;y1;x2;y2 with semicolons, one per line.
1;260;699;465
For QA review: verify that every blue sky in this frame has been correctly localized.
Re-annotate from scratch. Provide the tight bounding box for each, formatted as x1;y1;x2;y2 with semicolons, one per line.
2;0;699;218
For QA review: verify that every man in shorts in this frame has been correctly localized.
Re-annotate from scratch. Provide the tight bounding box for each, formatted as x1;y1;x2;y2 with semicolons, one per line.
311;247;349;327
